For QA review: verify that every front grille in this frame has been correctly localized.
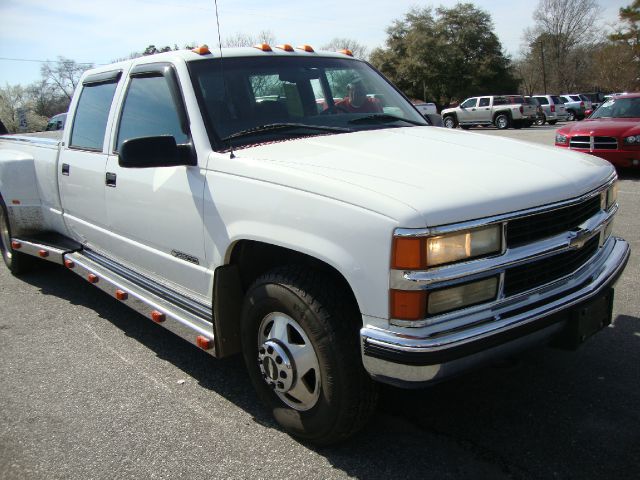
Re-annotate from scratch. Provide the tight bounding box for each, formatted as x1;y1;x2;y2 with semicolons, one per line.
570;136;618;150
507;195;601;247
503;235;600;297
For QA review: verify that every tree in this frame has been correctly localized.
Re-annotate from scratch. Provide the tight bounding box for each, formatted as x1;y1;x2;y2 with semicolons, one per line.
0;84;47;133
370;4;518;106
40;57;93;101
321;38;369;59
608;0;640;89
524;0;600;92
221;30;275;48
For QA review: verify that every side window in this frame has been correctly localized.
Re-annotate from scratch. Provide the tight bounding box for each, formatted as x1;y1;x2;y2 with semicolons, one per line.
70;82;118;151
460;98;477;108
116;75;188;152
535;97;549;105
478;97;490;107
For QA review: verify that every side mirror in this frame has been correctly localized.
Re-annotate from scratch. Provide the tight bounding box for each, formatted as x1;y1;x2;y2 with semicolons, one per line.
119;136;195;168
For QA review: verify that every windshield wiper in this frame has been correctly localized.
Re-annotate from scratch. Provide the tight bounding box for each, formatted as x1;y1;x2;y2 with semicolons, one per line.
222;123;352;142
347;114;426;126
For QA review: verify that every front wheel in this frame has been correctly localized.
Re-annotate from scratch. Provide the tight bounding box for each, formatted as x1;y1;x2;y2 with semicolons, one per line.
0;196;36;275
567;110;576;122
241;266;378;445
443;115;457;128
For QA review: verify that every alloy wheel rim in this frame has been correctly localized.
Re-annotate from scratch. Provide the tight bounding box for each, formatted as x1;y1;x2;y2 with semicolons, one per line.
0;207;12;262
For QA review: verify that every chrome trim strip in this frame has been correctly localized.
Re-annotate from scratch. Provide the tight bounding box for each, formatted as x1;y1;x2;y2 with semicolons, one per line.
65;251;216;357
363;238;629;376
393;175;616;238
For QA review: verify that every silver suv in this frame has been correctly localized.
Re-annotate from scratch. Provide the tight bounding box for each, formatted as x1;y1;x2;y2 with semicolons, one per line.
532;95;568;125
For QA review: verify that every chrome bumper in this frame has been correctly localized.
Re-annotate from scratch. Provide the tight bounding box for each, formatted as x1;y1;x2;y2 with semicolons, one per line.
360;237;630;387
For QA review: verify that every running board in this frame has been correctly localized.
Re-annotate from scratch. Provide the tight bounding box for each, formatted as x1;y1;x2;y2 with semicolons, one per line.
10;233;82;265
11;235;217;356
63;251;217;357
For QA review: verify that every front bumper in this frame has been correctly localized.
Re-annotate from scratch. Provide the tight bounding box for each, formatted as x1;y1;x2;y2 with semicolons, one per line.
360;237;629;387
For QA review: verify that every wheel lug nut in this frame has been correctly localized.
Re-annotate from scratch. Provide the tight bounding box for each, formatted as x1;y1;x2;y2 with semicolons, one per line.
267;346;274;354
259;347;265;354
276;356;282;364
277;382;284;389
280;371;287;379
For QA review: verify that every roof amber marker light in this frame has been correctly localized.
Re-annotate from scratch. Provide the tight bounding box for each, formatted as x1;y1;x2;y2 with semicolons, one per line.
11;241;21;250
151;310;166;323
339;49;353;56
390;290;428;321
64;259;75;269
11;199;20;205
115;290;128;301
196;335;212;350
276;44;294;52
191;44;211;55
38;249;49;258
87;274;99;284
297;44;315;52
254;43;273;52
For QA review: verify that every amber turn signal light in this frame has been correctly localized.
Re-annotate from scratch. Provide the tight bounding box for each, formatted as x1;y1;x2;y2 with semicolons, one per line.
391;237;425;269
151;310;165;323
390;290;427;321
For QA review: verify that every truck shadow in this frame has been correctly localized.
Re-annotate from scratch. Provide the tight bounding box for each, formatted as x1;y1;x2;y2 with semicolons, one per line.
18;266;640;479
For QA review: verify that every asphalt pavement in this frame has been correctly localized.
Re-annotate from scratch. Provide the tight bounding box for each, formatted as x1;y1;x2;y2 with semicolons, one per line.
1;125;638;479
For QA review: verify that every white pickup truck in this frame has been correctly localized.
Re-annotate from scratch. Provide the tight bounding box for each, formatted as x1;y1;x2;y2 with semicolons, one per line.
0;46;630;445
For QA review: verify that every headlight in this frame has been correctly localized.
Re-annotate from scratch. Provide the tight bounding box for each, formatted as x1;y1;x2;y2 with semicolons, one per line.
392;224;502;269
606;182;618;210
427;276;499;315
624;135;640;144
555;133;568;144
426;225;502;267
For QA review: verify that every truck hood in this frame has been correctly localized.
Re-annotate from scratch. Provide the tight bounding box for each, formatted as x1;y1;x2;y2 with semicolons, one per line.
558;117;640;137
230;127;614;228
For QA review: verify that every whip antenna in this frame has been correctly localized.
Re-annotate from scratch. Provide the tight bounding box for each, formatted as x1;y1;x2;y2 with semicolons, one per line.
213;0;235;158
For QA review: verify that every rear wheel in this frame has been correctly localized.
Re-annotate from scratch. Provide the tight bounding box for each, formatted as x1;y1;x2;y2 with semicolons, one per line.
567;110;576;121
535;114;546;126
494;113;510;130
0;196;36;274
241;266;378;445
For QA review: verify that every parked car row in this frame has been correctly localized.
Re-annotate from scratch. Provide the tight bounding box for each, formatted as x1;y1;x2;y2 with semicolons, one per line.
441;92;605;129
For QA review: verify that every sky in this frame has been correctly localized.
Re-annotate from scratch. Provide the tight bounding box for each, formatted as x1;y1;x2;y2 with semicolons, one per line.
0;0;630;87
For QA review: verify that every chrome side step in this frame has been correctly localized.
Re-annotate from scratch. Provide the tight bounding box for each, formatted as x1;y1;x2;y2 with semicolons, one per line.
11;237;82;265
63;251;216;356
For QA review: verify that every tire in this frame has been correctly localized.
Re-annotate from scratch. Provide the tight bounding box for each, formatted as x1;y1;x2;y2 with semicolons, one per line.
494;113;510;130
241;265;378;446
567;110;576;122
535;114;546;126
548;120;557;125
0;196;37;275
443;115;457;129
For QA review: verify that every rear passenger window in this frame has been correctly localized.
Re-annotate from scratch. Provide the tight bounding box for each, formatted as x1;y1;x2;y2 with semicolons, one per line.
116;75;188;152
70;81;118;151
479;98;490;107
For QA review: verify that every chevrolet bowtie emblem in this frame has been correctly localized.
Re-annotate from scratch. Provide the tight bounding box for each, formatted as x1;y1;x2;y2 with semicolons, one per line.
568;228;593;249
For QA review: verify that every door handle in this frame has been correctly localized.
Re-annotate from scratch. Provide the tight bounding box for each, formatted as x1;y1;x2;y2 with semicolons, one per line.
61;163;70;176
106;172;117;187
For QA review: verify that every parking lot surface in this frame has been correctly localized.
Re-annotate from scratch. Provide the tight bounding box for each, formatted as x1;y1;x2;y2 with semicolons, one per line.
1;125;638;479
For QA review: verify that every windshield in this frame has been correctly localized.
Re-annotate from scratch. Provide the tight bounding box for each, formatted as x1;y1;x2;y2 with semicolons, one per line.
590;97;640;119
188;56;427;149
